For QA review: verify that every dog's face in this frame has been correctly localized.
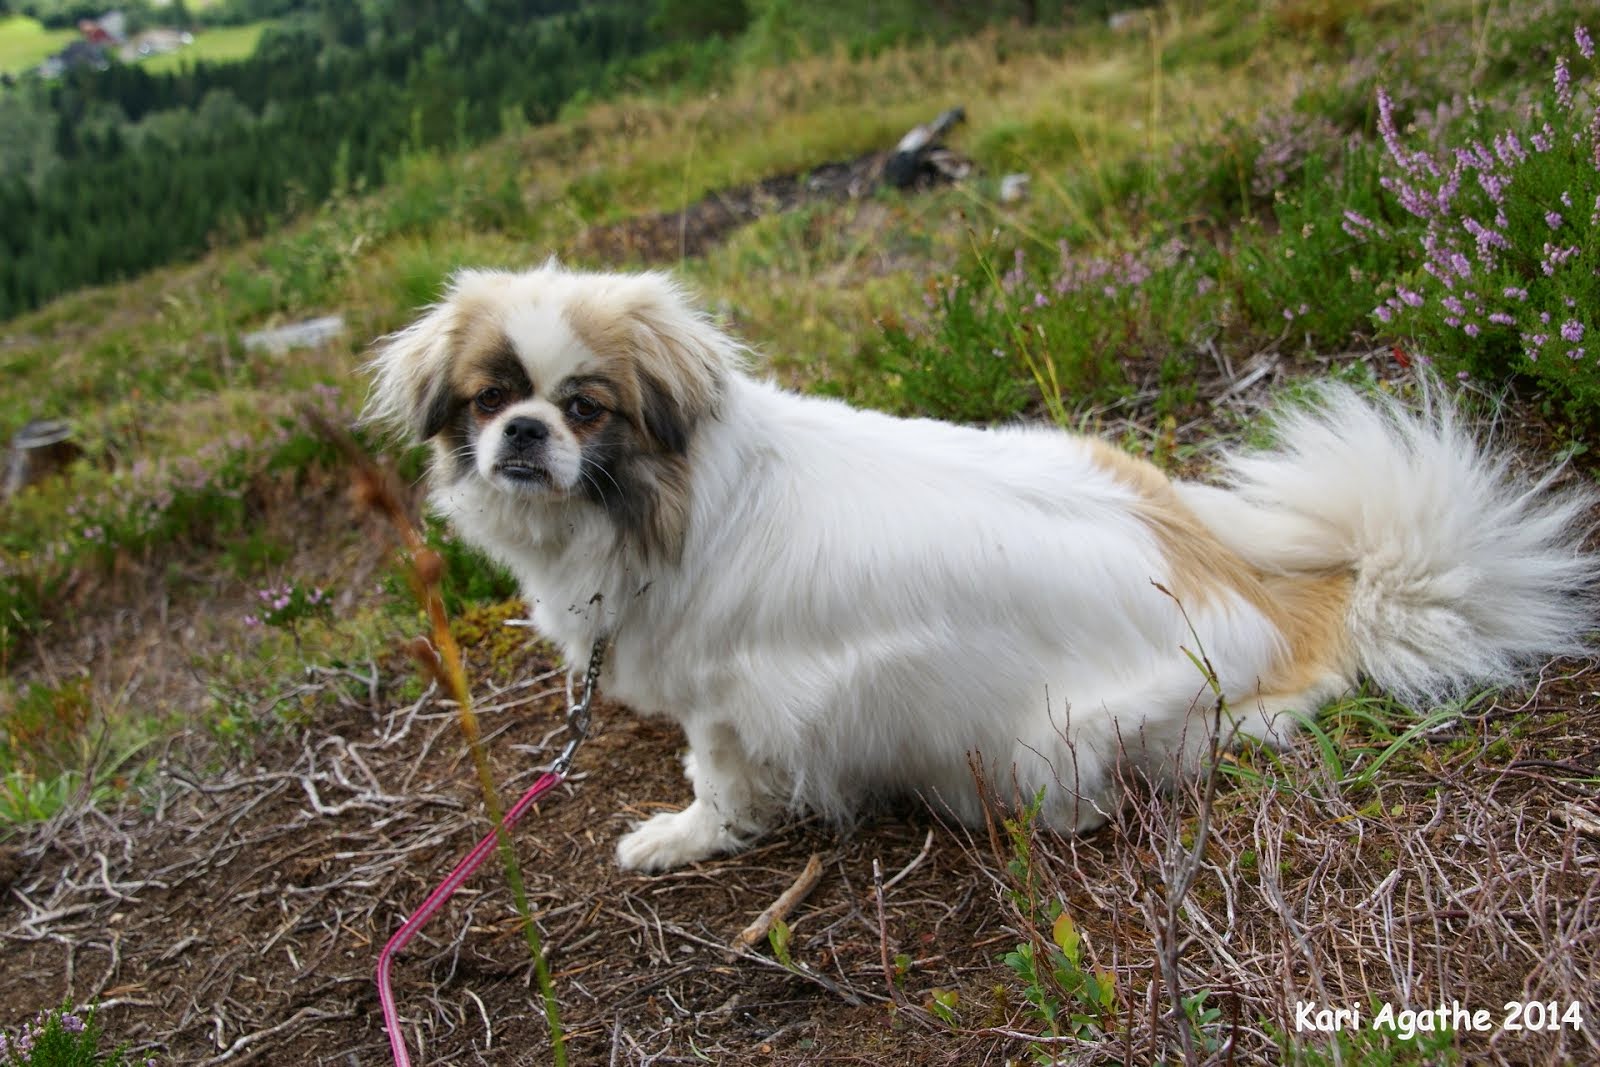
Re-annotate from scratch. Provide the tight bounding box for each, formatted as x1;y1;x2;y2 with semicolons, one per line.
366;264;737;558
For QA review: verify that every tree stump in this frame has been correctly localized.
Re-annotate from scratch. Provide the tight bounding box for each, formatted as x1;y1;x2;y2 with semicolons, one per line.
4;419;82;499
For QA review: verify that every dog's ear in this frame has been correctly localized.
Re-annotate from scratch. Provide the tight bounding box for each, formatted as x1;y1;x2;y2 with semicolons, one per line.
364;297;459;443
637;368;693;455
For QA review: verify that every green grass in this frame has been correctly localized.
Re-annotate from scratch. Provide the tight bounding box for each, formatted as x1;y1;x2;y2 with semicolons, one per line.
0;14;74;75
140;20;272;72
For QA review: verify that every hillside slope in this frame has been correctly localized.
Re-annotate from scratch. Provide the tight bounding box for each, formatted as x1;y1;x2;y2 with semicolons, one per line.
2;1;1598;1063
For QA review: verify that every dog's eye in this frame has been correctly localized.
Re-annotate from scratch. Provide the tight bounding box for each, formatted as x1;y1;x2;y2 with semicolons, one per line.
565;395;603;422
475;388;505;414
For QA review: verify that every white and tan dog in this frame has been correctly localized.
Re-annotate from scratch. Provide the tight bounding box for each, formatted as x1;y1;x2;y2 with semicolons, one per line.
367;262;1596;872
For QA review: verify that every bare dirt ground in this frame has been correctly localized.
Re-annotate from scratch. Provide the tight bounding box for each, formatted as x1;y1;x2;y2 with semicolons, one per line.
4;633;1598;1065
572;148;959;265
1;626;1022;1065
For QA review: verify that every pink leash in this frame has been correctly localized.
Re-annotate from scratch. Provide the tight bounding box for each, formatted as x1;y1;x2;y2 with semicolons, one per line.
377;642;604;1067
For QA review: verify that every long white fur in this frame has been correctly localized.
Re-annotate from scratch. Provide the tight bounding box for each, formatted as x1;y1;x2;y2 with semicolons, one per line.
368;263;1598;872
1178;387;1598;704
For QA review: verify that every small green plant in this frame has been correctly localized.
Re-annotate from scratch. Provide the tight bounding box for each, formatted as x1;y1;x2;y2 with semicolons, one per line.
1277;1010;1461;1066
997;793;1118;1058
1000;910;1117;1047
925;987;960;1026
767;917;796;969
242;581;333;631
0;769;109;827
1182;989;1224;1056
0;1005;153;1066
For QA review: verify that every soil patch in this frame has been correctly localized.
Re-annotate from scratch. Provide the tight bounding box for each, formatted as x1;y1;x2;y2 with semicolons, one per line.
2;633;1017;1065
572;149;965;266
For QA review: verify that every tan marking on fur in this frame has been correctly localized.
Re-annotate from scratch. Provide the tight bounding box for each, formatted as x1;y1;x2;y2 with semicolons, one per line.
446;296;514;396
560;291;723;561
561;290;724;436
1083;438;1354;695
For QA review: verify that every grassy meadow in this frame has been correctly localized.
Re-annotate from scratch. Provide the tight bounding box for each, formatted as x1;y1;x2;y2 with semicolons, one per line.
0;14;73;74
1;0;1598;1063
137;20;272;73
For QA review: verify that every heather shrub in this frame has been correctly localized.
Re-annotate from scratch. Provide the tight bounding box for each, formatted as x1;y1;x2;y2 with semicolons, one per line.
0;1006;152;1067
1366;24;1600;419
382;516;519;616
870;238;1223;424
1170;108;1351;221
1226;145;1404;351
0;389;355;660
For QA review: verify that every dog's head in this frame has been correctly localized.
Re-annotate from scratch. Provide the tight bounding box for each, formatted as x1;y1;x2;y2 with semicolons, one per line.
365;262;739;559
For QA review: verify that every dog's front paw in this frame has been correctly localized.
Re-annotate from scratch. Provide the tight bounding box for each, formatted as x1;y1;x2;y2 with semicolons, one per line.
616;801;729;872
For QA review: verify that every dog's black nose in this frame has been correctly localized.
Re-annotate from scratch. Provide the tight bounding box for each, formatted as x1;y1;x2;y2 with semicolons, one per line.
503;417;549;446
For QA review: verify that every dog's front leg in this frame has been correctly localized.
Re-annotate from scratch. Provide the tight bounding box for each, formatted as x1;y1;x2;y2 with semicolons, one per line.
615;719;777;872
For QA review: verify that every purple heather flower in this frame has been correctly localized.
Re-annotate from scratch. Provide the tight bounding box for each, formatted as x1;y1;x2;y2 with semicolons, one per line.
1542;243;1580;275
1561;320;1585;343
1377;88;1405;165
1001;248;1025;292
1556;57;1574;112
1397;286;1424;308
1505;286;1528;300
1570;347;1587;360
61;1013;85;1034
1579;24;1596;61
1489;312;1515;326
1464;323;1480;337
1342;209;1378;232
1374;304;1394;323
1532;127;1553;152
1493;131;1526;166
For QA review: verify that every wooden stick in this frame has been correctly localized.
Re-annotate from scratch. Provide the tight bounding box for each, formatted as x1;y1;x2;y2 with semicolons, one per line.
731;852;825;952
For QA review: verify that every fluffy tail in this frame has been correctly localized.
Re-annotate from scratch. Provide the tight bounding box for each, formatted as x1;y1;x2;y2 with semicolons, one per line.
1180;383;1598;705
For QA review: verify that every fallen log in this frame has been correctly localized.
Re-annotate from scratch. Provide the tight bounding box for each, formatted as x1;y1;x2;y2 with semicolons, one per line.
883;105;968;188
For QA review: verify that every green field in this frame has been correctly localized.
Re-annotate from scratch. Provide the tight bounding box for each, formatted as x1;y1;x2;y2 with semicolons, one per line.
0;14;74;74
139;20;269;72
